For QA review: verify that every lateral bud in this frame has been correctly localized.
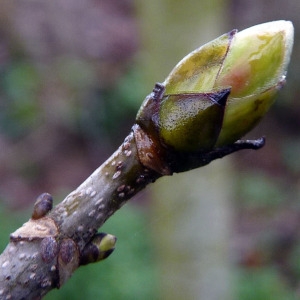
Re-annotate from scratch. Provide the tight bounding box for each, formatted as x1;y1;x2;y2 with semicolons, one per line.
32;193;53;220
80;233;117;265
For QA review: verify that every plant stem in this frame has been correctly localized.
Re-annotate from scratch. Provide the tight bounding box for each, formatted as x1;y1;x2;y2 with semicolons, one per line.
0;130;160;299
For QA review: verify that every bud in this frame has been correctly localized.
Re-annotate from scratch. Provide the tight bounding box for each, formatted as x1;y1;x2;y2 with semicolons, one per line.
80;233;117;265
215;21;294;145
135;21;294;173
31;193;53;219
163;20;294;148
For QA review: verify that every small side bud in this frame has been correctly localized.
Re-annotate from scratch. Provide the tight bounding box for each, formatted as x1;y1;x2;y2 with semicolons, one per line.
80;233;117;265
32;193;53;219
58;238;80;287
41;237;59;263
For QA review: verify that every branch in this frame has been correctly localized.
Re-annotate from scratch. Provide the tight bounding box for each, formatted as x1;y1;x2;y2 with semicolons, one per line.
0;21;293;299
0;130;264;299
0;131;160;299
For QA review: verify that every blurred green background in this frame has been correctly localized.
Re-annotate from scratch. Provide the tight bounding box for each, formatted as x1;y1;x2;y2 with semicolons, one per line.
0;0;300;299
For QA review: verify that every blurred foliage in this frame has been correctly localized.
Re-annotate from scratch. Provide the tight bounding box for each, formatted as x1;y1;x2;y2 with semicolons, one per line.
237;267;298;300
0;60;40;137
281;138;300;175
0;56;144;142
289;242;300;280
0;203;27;252
79;67;146;143
237;172;286;209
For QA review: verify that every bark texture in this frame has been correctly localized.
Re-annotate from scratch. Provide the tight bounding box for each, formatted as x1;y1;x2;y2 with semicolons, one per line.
0;131;160;299
0;123;263;299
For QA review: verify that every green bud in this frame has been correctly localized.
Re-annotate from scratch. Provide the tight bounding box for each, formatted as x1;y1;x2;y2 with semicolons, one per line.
215;21;294;146
134;21;293;173
163;20;294;147
80;233;117;265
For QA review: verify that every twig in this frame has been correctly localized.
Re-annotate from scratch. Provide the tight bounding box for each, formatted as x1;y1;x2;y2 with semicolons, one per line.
0;127;263;299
